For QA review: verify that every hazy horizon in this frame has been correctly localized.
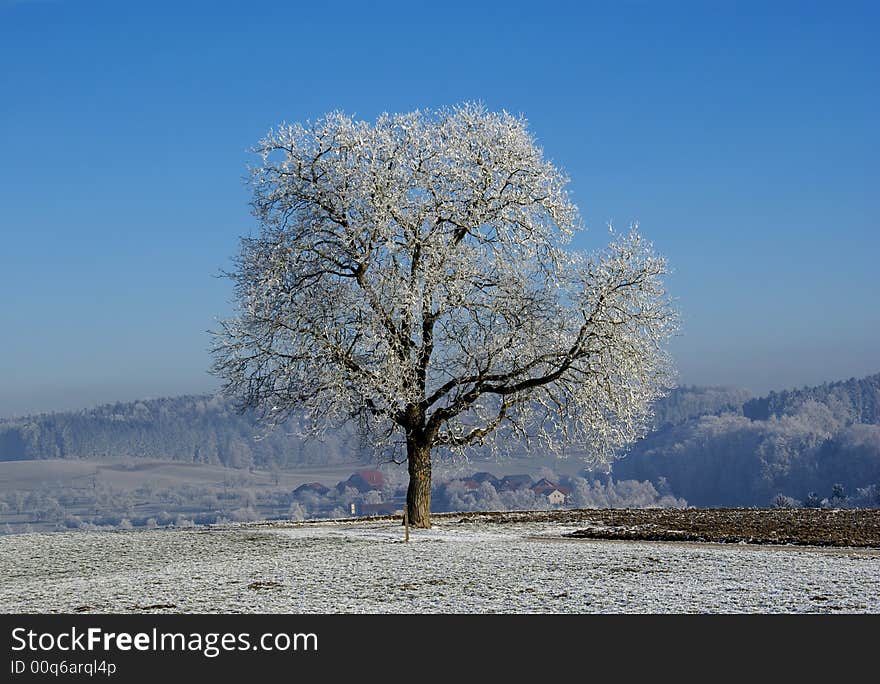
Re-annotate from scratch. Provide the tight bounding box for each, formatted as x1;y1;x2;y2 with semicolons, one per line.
2;1;877;420
3;363;880;421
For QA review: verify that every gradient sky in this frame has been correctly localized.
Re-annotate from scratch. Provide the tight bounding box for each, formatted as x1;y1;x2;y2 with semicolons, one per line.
1;0;878;417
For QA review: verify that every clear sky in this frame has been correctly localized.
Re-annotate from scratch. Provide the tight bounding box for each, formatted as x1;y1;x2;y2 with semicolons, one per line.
1;0;878;417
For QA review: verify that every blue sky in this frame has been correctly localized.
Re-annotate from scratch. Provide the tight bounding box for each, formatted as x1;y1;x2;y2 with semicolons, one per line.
1;0;878;417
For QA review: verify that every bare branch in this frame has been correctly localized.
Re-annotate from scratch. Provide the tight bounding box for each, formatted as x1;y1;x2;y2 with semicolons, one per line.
211;104;677;467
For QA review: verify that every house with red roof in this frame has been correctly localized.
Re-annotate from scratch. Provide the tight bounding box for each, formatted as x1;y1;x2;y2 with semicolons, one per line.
531;478;571;505
339;469;386;493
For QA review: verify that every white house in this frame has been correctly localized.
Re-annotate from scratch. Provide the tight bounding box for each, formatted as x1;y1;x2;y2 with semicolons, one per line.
546;489;566;505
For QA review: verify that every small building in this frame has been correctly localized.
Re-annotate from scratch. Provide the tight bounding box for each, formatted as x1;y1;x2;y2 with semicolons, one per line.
340;469;386;493
531;478;558;496
546;489;566;505
499;474;533;491
531;479;571;505
456;472;501;491
293;482;330;499
470;472;500;486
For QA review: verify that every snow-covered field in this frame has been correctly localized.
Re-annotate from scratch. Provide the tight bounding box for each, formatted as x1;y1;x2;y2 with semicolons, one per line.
2;518;878;613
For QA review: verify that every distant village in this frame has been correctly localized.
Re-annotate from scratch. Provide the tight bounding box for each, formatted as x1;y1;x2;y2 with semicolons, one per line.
293;469;573;518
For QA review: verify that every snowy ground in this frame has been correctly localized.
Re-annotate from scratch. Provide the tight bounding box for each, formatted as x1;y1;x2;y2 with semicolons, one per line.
2;518;879;613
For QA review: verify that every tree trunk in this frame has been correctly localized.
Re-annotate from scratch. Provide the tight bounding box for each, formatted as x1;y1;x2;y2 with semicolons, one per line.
406;439;432;528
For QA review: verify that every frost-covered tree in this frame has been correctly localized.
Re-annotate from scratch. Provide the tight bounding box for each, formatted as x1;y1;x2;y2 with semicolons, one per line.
288;502;306;521
211;104;677;527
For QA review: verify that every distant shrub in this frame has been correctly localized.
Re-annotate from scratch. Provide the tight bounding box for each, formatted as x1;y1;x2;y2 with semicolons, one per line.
63;515;83;529
804;492;822;508
774;494;799;508
288;503;306;521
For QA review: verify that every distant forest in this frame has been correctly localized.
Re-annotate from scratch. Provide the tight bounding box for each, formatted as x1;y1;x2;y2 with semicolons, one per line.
616;374;880;507
0;396;361;468
2;373;879;508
